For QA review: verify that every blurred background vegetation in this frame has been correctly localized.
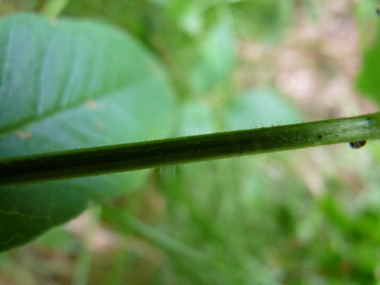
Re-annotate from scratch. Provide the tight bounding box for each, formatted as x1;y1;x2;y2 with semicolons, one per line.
2;0;380;284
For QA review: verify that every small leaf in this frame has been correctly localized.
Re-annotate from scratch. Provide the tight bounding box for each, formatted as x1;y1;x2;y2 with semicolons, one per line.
356;31;380;106
223;89;299;129
191;22;235;92
0;13;176;252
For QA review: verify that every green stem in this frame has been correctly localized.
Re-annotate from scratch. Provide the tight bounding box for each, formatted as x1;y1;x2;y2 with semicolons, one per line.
72;205;101;285
102;205;208;262
1;112;380;186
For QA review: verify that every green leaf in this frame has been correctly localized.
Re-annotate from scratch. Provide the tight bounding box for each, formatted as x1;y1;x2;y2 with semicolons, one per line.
176;100;215;136
0;13;176;252
356;31;380;106
223;89;300;129
191;21;235;92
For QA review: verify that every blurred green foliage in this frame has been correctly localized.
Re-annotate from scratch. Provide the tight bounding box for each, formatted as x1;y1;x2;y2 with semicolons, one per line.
1;0;380;284
357;30;380;105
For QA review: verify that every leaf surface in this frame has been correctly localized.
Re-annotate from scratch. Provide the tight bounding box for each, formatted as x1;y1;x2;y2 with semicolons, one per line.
356;34;380;106
223;89;299;129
